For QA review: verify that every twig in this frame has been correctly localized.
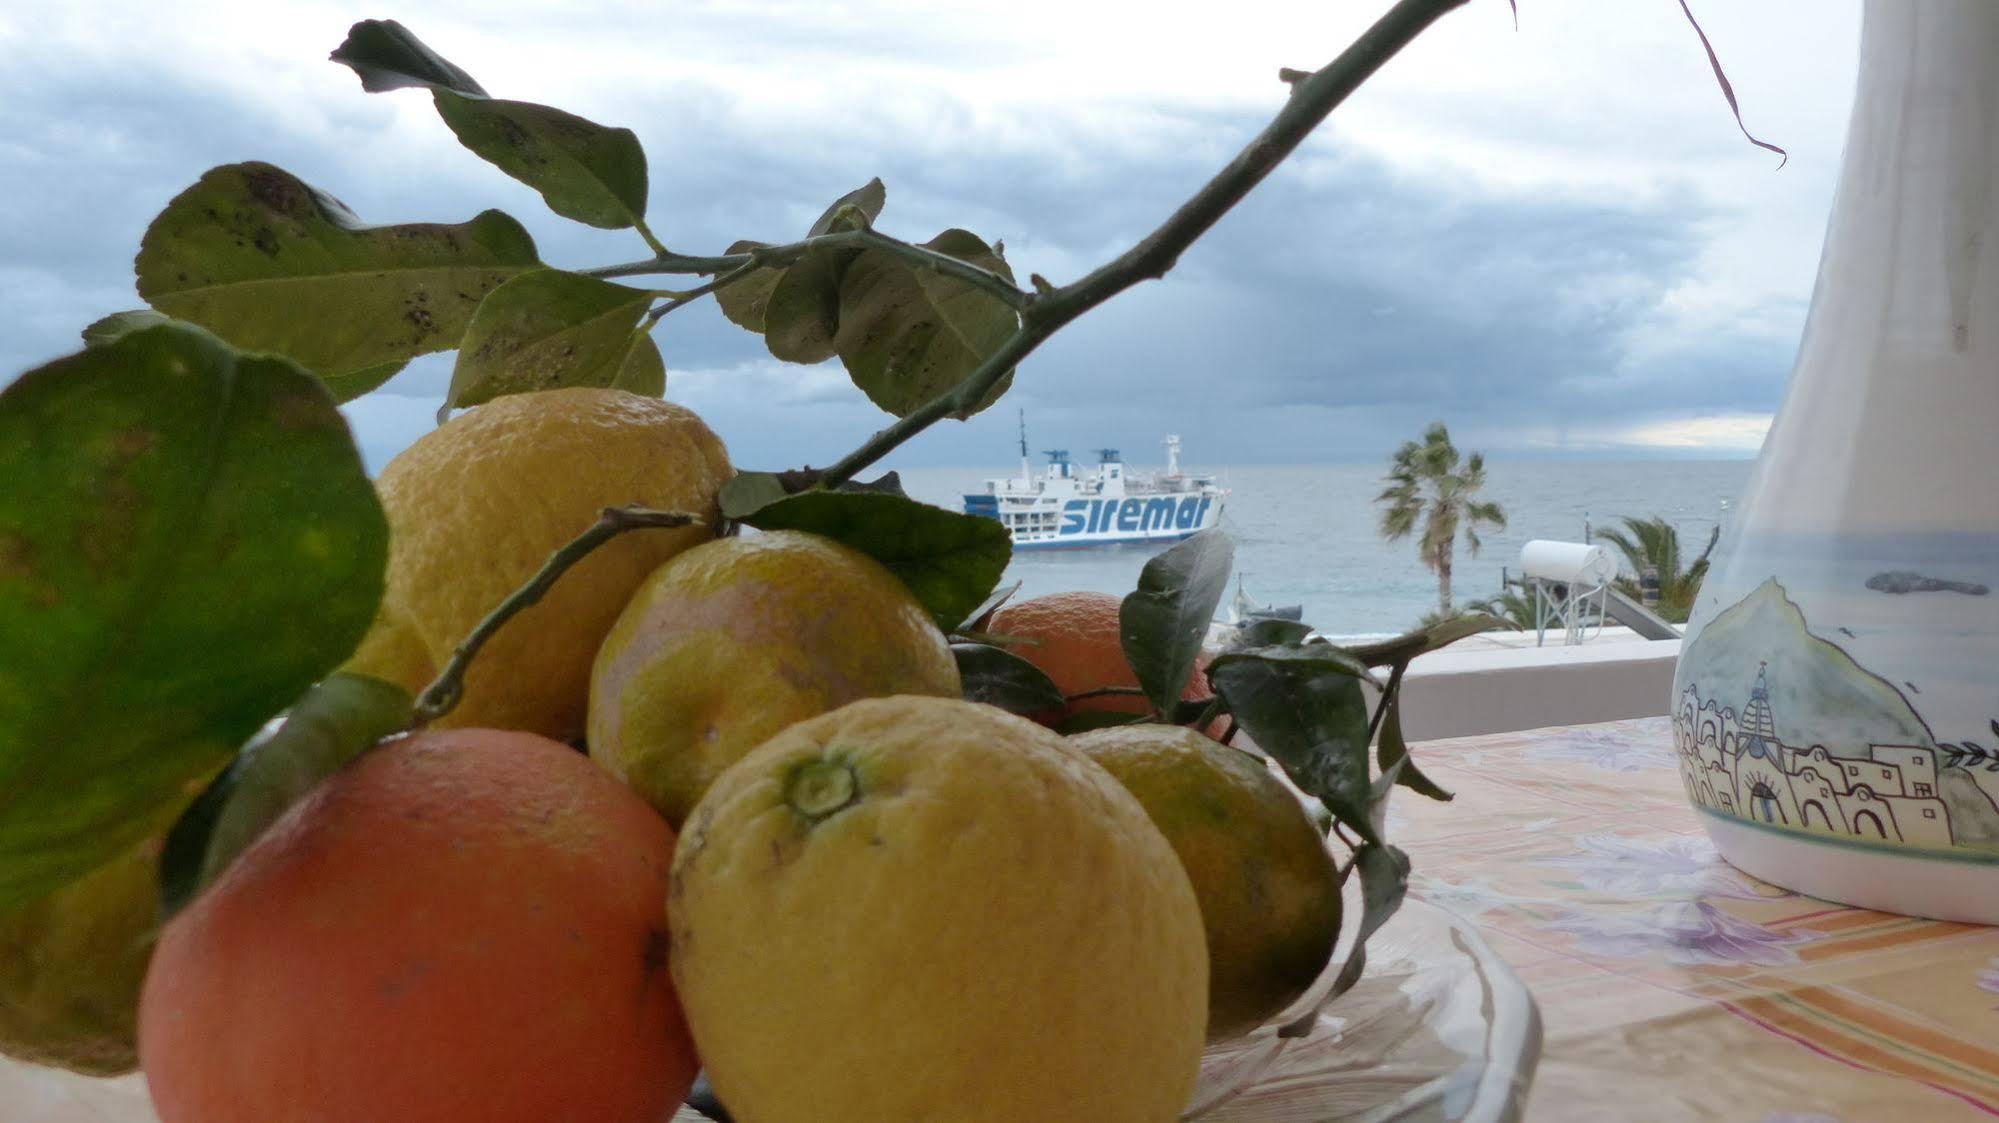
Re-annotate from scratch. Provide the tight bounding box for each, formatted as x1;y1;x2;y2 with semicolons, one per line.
644;260;764;327
584;228;1030;310
584;250;745;278
1367;660;1409;741
818;0;1471;485
1064;685;1150;703
406;505;700;728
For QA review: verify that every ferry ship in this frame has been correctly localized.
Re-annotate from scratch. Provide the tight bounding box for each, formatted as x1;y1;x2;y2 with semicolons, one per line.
963;416;1227;549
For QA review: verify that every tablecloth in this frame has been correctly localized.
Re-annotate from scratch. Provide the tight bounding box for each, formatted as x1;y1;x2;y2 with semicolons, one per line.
1396;716;1999;1122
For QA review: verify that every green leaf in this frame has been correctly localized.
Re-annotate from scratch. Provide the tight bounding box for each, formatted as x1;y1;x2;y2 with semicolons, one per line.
611;333;666;397
81;310;169;348
714;181;888;358
433;91;651;232
1054;710;1148;735
158;674;411;917
956;580;1021;634
1119;529;1234;717
331;22;650;232
89;311;408;405
713;240;781;332
834;229;1020;418
1207;643;1377;843
740;490;1010;631
85;308;401;404
320;360;407;403
763;248;847;364
718;471;793;521
807;177;886;236
951;642;1063;716
329;19;486;95
1346;613;1505;668
1375;691;1452;802
0;323;387;910
136;162;541;377
1228;616;1314;650
1323;843;1411;1003
446;269;656;410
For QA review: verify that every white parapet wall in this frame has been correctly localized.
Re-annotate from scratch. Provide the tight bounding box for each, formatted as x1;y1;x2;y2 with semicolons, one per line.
1396;637;1681;743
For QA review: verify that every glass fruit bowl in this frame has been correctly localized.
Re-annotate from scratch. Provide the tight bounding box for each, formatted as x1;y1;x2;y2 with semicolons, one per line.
3;894;1538;1123
1180;893;1541;1122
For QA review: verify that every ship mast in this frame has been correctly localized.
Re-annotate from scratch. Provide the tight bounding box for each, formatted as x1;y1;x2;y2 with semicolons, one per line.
1017;408;1031;484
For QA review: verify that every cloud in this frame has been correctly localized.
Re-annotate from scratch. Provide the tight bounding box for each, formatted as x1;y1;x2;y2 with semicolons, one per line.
1;0;1856;469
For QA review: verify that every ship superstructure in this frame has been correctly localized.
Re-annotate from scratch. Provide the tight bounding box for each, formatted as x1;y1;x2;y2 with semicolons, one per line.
963;414;1226;548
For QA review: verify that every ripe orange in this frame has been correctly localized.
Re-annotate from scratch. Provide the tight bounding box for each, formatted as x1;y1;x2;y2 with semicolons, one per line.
987;590;1219;732
138;729;697;1123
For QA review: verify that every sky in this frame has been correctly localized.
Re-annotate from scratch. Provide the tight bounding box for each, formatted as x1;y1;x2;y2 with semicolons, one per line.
0;0;1863;473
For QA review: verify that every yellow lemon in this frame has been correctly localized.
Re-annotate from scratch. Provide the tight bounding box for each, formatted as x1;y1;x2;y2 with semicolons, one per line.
588;530;958;827
344;388;729;740
0;831;166;1075
1071;724;1341;1040
669;696;1208;1123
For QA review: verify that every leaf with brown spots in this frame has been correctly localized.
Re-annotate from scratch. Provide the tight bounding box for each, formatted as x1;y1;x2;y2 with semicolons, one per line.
0;322;386;912
433;91;652;232
710;180;889;361
833;229;1019;418
446;269;660;410
136;162;540;380
331;21;648;231
85;308;404;404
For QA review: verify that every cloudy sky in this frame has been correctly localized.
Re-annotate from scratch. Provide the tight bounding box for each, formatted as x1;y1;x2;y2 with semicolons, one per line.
1;1;1862;472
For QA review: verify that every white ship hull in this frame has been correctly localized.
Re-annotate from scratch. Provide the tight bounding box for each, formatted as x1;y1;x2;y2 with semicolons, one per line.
962;428;1227;549
992;493;1223;549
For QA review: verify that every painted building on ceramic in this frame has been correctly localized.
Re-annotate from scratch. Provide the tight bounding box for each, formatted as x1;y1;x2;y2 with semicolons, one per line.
1673;668;1954;848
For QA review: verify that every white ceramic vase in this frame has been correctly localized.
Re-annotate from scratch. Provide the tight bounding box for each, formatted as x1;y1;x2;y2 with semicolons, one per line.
1672;0;1999;924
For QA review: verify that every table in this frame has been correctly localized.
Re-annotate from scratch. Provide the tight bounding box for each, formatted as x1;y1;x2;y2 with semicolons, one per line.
12;716;1999;1122
1395;716;1999;1121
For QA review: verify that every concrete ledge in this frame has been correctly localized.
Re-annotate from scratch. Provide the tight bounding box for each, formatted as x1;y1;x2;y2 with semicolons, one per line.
1397;638;1681;743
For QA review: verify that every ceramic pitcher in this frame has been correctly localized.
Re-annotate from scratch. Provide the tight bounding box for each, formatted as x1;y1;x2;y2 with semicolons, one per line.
1672;0;1999;923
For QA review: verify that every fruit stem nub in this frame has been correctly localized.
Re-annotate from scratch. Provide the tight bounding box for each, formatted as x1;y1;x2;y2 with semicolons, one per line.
786;758;861;822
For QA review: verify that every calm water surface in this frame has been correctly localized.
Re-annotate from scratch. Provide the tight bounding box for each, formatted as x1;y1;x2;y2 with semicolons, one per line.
897;460;1752;637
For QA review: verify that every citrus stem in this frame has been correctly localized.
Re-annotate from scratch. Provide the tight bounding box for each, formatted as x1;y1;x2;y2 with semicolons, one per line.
405;505;701;730
785;758;861;822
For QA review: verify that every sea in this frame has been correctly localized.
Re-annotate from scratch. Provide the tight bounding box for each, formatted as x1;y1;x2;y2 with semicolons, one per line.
897;460;1754;638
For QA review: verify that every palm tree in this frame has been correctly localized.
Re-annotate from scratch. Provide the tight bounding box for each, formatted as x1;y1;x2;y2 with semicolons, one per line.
1376;422;1507;618
1594;515;1718;623
1461;588;1537;631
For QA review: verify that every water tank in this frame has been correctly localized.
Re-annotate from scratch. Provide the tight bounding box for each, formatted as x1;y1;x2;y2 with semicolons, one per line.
1518;540;1617;587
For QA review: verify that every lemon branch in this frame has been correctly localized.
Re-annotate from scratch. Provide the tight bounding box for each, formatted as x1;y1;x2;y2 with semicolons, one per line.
586;227;1032;311
407;505;701;729
817;0;1471;487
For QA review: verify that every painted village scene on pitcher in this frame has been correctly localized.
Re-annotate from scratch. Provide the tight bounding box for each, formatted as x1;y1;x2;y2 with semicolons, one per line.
1673;575;1999;855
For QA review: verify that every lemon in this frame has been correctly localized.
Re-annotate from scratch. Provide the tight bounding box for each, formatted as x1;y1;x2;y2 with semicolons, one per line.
588;530;959;827
669;696;1208;1123
344;388;729;740
1071;724;1341;1040
0;831;165;1075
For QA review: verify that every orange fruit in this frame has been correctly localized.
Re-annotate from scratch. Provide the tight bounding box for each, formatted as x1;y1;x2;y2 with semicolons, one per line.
138;729;697;1123
987;590;1218;732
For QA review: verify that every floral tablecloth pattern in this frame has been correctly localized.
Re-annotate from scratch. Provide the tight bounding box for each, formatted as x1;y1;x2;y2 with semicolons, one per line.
1400;716;1999;1122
